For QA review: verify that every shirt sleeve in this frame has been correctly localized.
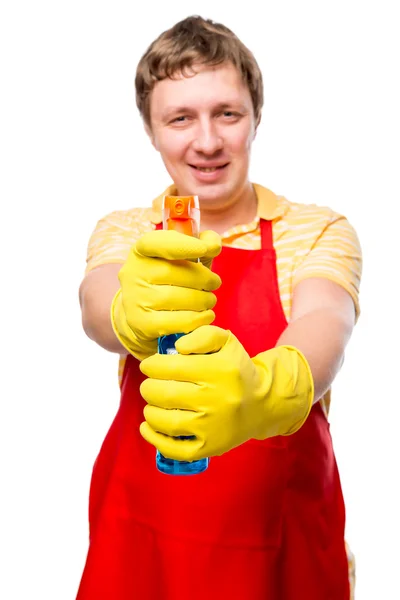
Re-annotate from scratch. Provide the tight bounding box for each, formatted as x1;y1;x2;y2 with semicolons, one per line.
84;208;155;274
292;213;363;318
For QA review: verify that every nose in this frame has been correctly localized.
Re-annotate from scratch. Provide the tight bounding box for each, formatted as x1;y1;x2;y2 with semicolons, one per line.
192;118;223;155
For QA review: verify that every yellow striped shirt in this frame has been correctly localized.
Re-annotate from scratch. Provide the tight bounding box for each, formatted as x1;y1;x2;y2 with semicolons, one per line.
84;182;361;596
86;183;362;408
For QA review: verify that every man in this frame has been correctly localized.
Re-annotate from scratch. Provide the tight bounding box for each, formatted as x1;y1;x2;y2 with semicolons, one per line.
77;15;362;600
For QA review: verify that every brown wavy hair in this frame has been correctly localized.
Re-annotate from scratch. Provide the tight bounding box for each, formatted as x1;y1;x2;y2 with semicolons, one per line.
135;15;264;128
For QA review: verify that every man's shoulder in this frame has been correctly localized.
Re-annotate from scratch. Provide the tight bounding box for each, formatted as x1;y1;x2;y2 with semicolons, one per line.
263;188;358;244
253;183;344;226
95;206;156;230
272;193;360;250
277;194;342;223
274;196;357;244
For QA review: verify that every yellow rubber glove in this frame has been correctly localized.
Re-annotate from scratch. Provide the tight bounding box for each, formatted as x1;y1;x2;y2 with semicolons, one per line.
139;325;314;461
111;230;222;361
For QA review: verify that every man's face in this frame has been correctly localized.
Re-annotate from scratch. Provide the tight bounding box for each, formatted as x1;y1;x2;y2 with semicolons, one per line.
148;62;257;209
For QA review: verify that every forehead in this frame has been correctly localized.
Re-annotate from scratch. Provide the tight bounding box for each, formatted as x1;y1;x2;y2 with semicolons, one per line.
150;62;252;116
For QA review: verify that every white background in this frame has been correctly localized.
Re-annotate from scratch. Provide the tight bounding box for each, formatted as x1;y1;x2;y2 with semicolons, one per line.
1;1;399;598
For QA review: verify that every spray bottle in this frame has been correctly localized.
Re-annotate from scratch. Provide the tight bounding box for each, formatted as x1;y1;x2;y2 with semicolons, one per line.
156;195;210;476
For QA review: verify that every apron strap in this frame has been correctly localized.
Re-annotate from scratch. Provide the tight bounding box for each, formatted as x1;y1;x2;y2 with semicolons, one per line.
260;218;273;250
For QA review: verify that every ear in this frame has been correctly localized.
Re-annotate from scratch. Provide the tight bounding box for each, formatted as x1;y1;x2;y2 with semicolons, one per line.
145;123;159;151
253;112;262;140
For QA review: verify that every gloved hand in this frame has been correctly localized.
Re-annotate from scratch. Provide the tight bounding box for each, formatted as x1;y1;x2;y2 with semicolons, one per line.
139;325;314;460
111;230;222;360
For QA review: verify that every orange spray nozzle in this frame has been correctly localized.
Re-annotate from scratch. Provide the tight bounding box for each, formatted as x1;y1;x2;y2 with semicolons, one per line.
162;195;200;237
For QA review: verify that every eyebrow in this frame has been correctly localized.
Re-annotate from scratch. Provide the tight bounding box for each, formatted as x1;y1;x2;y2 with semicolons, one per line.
161;106;192;119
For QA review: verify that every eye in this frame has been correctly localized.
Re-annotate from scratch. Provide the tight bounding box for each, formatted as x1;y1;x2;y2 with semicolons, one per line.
170;115;190;125
221;110;241;121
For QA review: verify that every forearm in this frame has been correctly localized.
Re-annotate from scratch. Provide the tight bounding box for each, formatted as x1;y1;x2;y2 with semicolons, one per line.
276;308;354;403
79;265;128;354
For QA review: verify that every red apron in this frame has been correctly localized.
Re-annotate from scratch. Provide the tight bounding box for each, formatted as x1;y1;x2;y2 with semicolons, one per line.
77;218;350;599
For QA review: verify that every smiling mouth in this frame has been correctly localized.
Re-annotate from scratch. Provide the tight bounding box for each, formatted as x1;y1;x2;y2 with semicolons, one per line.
190;164;229;172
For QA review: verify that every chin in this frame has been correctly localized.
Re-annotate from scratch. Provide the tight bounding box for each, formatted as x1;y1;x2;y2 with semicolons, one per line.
198;184;236;206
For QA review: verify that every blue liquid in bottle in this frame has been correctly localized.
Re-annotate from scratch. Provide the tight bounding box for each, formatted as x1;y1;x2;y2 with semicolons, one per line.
156;333;209;475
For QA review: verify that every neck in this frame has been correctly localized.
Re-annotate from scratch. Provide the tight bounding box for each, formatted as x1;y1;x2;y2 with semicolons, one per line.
199;182;258;235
